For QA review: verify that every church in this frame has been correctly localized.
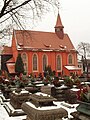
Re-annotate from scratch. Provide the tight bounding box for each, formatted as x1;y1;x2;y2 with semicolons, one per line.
1;13;81;76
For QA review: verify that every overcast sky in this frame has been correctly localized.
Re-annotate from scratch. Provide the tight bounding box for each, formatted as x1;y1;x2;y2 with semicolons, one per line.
32;0;90;48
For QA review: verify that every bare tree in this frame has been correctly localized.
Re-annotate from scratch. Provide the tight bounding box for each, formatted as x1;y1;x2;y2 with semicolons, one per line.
77;42;90;75
77;42;90;58
0;0;59;40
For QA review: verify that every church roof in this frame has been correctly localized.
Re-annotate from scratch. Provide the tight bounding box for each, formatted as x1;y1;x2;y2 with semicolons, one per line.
13;30;75;51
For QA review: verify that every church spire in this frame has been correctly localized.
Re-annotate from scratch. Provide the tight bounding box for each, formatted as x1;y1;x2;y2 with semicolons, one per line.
55;13;63;28
55;13;64;39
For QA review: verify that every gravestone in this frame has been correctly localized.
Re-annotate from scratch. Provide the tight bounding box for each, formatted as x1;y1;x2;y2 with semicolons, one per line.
22;93;68;120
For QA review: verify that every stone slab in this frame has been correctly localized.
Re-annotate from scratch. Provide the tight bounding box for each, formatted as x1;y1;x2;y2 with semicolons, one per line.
22;102;68;120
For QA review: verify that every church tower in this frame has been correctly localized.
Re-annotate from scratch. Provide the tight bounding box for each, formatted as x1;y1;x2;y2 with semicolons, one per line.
55;13;64;39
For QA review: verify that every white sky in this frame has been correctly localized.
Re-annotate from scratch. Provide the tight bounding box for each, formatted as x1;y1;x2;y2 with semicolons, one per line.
32;0;90;48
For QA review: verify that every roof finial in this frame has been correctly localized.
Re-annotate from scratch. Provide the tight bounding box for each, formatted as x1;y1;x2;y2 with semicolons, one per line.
57;2;60;13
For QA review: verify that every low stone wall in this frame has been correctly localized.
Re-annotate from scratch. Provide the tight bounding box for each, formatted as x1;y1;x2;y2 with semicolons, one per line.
21;102;68;120
10;92;30;109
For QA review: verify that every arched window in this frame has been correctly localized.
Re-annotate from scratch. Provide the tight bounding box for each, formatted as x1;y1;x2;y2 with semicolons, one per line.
57;55;61;70
43;54;47;71
68;54;73;64
21;53;28;73
33;54;37;71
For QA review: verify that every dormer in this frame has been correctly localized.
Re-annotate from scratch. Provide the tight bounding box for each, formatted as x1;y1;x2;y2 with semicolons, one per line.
55;13;64;39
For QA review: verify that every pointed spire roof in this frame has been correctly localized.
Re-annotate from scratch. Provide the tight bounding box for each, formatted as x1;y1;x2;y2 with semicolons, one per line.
55;13;64;28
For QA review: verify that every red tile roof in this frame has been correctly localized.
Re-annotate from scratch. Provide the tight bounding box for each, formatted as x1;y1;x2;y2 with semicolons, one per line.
6;63;15;74
2;46;12;55
14;30;75;51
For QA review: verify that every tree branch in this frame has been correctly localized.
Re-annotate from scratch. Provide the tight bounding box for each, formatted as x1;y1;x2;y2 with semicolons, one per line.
0;0;12;17
0;0;32;18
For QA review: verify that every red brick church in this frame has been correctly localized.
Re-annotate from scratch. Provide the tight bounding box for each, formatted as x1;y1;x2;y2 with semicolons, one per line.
1;13;81;76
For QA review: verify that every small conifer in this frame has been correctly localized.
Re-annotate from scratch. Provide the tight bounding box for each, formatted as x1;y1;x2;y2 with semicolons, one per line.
15;54;24;75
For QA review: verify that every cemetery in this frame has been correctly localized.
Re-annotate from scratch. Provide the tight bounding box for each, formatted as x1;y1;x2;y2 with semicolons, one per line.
0;0;90;120
0;70;90;120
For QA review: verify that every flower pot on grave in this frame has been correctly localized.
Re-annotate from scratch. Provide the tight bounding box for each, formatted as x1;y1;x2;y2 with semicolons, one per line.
64;77;73;88
64;83;73;88
53;80;61;87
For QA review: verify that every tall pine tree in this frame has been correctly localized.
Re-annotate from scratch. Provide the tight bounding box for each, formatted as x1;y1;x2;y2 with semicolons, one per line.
15;54;24;75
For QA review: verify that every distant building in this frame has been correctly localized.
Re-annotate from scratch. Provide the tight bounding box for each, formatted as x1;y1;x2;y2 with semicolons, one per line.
78;60;83;74
1;13;81;76
83;59;90;77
